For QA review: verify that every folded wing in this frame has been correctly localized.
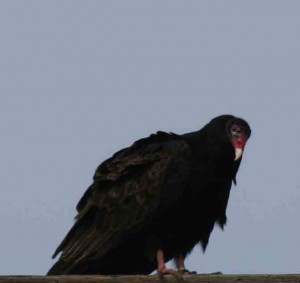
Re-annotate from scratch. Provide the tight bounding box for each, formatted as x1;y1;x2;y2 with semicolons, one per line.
51;132;192;272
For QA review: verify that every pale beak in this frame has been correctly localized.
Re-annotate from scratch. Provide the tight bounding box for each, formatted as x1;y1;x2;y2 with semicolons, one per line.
234;148;243;161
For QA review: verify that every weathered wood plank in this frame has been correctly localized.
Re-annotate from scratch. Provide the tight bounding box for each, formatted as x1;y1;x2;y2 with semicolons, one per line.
0;275;300;283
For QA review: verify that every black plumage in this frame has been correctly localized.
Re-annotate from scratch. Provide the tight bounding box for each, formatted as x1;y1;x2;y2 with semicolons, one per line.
48;114;251;275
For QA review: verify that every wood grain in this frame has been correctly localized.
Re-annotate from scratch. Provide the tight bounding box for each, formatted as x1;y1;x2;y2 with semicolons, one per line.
0;274;300;283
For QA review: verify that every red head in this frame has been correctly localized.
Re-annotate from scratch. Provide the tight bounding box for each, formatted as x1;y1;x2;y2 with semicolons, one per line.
226;118;251;160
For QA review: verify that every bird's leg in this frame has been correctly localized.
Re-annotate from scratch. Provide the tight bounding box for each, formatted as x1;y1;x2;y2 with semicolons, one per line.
175;255;185;273
156;250;183;280
175;255;197;274
175;255;186;273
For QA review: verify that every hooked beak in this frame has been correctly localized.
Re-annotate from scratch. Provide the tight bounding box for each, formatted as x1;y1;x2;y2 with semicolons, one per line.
234;147;243;161
232;137;246;161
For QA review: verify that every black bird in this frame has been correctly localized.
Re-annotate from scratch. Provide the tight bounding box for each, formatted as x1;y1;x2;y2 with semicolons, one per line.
48;114;251;276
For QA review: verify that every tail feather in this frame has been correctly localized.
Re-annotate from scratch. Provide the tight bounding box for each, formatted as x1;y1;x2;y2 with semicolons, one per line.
47;237;155;275
47;260;75;275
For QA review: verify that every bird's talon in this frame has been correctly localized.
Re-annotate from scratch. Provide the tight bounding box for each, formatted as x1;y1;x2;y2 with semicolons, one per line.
178;268;197;275
178;267;185;274
158;268;185;280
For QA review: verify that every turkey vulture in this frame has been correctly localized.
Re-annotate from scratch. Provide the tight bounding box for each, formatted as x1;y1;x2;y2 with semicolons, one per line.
48;114;251;276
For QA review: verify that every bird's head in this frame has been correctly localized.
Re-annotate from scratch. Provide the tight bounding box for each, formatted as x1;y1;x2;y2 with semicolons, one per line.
209;115;251;161
226;118;251;160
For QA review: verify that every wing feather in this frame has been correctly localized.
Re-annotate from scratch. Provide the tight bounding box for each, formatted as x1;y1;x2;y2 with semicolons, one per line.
52;132;191;268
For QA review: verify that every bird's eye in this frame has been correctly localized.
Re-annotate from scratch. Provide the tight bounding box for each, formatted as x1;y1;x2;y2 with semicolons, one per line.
231;126;240;137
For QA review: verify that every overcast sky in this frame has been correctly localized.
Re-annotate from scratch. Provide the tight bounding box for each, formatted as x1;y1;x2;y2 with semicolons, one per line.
0;0;299;276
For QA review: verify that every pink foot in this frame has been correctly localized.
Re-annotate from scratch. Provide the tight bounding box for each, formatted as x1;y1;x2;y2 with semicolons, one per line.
157;250;184;280
158;267;184;280
174;255;196;274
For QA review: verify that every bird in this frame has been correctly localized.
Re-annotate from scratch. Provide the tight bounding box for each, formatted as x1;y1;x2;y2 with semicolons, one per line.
47;114;251;276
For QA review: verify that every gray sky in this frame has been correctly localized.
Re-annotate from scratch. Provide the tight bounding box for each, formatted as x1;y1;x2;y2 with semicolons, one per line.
0;0;299;275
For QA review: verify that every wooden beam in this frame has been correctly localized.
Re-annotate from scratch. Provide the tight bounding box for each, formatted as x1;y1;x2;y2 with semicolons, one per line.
0;274;299;283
